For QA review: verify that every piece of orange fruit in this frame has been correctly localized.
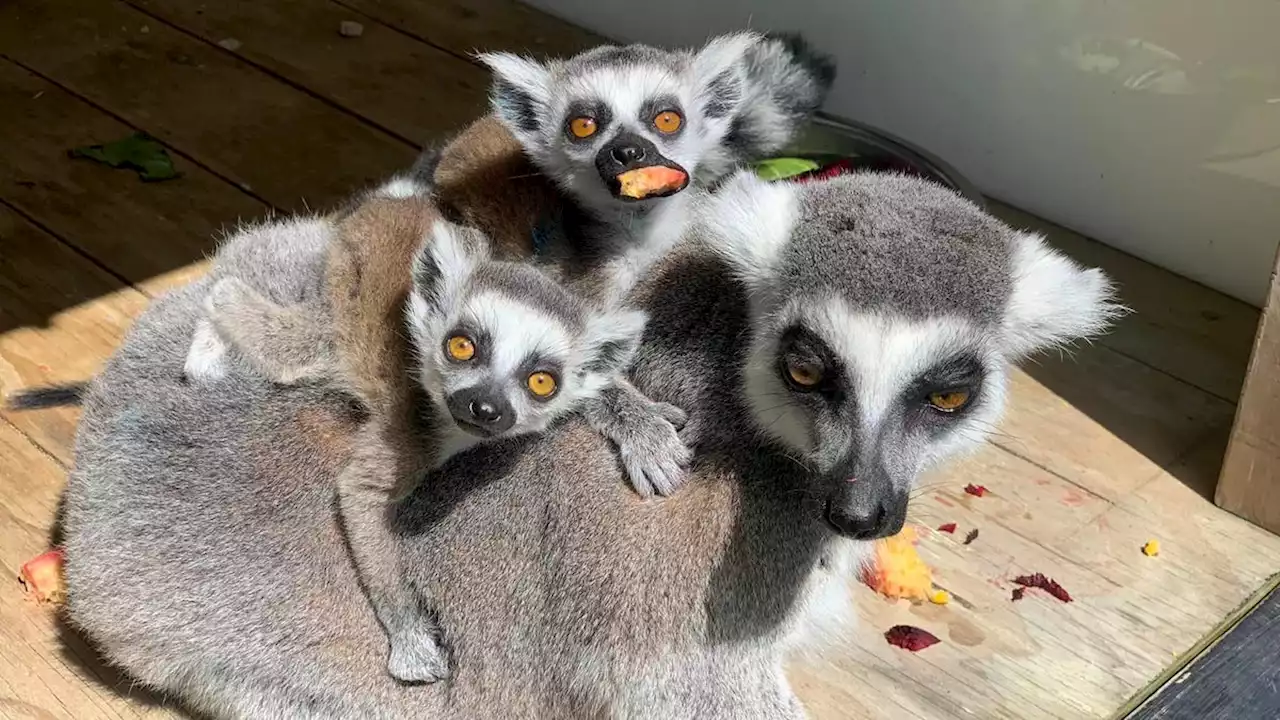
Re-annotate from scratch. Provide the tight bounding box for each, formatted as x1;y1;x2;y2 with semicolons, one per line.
616;166;688;199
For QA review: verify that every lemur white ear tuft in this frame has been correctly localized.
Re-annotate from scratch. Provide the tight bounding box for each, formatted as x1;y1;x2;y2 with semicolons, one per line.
477;52;553;143
410;220;490;318
690;32;759;121
1003;231;1126;358
580;309;648;378
700;169;799;292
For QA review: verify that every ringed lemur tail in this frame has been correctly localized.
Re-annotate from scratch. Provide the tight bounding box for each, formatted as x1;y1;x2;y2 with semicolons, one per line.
5;382;89;410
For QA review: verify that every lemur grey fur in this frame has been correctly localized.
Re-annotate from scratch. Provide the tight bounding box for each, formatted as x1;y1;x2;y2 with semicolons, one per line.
180;178;689;684
61;169;1121;719
478;30;835;306
161;32;834;682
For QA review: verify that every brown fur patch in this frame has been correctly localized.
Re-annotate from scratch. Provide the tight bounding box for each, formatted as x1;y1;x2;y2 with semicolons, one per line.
431;114;561;260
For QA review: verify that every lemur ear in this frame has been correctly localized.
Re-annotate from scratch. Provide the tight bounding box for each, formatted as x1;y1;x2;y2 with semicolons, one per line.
1003;231;1125;358
700;169;799;292
690;32;757;127
410;220;491;319
693;32;836;178
580;309;648;378
477;52;553;146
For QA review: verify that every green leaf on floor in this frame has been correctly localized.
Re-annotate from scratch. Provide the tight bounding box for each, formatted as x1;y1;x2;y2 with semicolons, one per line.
752;157;819;181
68;133;180;182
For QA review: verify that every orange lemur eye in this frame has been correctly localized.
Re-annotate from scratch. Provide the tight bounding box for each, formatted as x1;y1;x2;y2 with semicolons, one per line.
784;358;823;389
446;335;475;362
653;110;682;134
928;390;971;412
569;116;598;139
527;371;558;398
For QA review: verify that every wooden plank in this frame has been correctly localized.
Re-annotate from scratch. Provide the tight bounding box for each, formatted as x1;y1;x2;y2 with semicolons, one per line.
1130;585;1280;720
0;205;150;465
0;0;415;215
991;202;1258;403
1216;245;1280;534
791;438;1280;719
337;0;605;61
0;421;177;719
993;342;1237;502
125;0;491;145
0;60;258;297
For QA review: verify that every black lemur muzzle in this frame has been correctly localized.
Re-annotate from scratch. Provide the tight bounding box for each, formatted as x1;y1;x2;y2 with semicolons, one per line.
594;132;689;201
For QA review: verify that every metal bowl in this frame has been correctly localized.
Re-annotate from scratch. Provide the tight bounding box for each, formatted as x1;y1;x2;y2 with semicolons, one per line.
781;112;984;208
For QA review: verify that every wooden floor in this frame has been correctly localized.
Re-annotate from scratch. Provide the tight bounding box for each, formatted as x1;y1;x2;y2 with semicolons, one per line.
0;1;1276;718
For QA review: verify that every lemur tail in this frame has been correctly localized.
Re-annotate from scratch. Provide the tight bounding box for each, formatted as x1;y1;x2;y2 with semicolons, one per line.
5;382;89;410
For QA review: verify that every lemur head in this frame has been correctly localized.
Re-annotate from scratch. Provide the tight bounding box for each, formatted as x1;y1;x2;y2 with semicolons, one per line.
705;171;1123;540
407;221;646;445
479;32;834;214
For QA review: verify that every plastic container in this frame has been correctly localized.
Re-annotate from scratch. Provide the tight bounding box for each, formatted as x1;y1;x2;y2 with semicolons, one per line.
782;112;984;207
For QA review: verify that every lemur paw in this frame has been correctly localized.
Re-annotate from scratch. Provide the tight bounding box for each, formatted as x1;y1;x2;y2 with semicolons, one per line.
620;403;693;498
386;623;450;684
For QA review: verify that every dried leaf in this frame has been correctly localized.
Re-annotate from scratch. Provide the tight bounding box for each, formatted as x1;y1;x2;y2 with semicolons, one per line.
884;625;940;651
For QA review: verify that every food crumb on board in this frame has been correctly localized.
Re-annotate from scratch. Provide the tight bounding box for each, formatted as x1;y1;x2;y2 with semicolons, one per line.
19;549;66;605
1142;539;1160;557
937;522;957;534
929;589;951;605
963;484;988;497
885;625;941;651
1012;573;1073;603
339;20;364;38
963;528;979;545
862;526;933;601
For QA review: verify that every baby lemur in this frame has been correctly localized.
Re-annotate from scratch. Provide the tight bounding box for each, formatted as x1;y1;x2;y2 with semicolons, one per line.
182;31;835;684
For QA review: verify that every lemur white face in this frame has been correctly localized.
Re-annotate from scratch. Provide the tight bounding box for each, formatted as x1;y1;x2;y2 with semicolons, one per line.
407;222;646;443
707;171;1122;540
479;32;835;215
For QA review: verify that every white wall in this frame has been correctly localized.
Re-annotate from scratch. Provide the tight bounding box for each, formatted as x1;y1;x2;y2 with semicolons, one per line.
524;0;1280;306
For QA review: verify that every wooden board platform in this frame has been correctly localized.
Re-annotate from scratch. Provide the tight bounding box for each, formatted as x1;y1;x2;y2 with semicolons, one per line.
1130;584;1280;720
0;1;1276;718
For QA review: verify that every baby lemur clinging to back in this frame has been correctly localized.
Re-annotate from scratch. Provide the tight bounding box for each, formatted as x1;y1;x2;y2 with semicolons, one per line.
186;31;834;683
193;181;677;683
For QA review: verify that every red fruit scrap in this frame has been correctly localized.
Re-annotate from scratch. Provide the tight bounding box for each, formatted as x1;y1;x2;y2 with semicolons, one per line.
884;625;941;652
1012;573;1073;603
937;523;957;534
963;484;988;497
792;158;857;184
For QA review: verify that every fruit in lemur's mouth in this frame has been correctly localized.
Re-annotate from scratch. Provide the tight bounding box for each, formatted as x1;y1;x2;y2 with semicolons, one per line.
615;166;688;199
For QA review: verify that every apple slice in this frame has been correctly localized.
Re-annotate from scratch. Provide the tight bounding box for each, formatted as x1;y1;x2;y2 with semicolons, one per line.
616;165;688;199
19;548;67;605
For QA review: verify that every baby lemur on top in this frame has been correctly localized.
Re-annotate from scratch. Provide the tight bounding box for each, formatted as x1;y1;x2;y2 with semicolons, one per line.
180;31;834;684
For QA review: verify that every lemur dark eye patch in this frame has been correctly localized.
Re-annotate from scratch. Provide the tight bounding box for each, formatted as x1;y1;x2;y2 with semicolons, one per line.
444;325;491;365
564;100;613;141
777;325;842;395
903;353;985;414
639;96;684;137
